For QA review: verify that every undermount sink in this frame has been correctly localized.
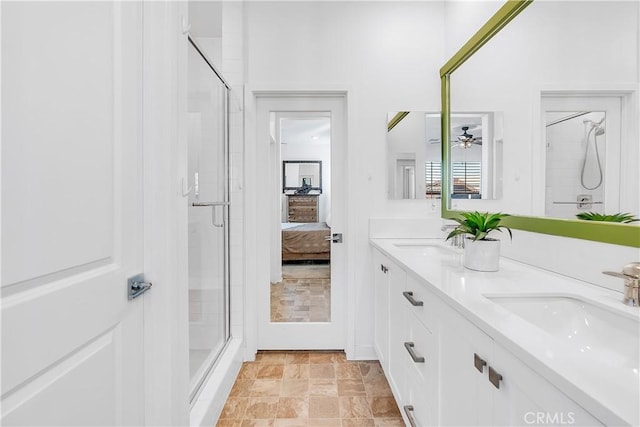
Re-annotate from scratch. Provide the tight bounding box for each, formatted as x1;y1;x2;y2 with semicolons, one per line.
485;294;640;369
392;241;455;255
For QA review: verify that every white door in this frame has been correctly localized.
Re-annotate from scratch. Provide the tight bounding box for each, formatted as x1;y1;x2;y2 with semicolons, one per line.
254;93;347;349
1;2;145;425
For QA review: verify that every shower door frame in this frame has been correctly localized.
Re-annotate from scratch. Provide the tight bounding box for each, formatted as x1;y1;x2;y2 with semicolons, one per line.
186;35;232;403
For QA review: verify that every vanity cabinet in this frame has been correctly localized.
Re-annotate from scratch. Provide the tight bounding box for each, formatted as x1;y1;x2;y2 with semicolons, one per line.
286;194;318;222
373;249;438;426
438;302;603;427
371;246;604;427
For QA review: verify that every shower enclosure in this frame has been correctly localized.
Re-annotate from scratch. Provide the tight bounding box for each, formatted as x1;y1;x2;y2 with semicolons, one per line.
187;37;230;399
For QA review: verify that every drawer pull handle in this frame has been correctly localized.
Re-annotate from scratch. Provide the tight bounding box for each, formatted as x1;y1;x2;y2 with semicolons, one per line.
403;405;418;427
474;353;487;373
404;342;425;363
402;291;423;306
488;366;503;389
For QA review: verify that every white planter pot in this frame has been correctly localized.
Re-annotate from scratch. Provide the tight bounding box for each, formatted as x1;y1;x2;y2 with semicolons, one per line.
463;238;501;272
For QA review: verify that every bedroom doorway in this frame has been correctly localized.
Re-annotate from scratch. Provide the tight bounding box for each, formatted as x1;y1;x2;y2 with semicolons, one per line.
272;114;331;323
254;93;347;350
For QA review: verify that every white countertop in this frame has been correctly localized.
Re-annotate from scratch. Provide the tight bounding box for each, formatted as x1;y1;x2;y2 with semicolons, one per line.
370;238;640;426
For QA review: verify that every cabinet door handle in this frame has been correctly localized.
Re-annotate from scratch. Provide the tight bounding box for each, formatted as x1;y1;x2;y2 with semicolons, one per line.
474;353;487;373
404;342;425;363
402;291;424;306
403;405;418;427
488;366;503;389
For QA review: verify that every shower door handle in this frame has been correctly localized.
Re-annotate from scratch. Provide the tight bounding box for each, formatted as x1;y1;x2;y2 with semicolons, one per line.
192;201;230;227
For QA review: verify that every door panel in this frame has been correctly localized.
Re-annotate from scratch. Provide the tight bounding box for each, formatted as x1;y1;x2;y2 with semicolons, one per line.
256;94;347;349
187;39;230;395
1;2;144;425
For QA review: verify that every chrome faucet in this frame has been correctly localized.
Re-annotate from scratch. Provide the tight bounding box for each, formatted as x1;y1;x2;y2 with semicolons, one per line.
603;262;640;307
441;224;464;248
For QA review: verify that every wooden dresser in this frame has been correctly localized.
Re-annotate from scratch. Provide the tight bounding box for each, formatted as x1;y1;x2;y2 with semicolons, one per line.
286;194;319;222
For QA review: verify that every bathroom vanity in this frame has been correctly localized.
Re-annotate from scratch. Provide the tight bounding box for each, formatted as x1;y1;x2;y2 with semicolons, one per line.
371;238;639;427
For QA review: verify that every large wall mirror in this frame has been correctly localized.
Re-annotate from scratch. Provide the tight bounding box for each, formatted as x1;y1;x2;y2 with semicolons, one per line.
441;0;639;247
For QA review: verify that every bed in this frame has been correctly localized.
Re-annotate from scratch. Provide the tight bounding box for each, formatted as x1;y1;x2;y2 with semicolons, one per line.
281;222;331;262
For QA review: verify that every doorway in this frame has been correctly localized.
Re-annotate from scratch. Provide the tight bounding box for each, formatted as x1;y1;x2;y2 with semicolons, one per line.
253;93;347;350
272;115;331;323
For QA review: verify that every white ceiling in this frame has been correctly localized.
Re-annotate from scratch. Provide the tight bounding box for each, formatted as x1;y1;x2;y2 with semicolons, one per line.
280;117;331;145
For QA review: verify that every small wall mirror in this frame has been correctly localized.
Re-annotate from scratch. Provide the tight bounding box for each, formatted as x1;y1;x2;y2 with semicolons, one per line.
387;111;503;201
283;160;322;193
386;112;442;200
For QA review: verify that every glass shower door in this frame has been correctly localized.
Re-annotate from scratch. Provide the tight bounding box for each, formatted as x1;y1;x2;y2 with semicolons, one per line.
187;39;230;398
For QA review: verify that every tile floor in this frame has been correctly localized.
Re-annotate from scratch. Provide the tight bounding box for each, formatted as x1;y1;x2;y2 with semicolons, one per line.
271;264;331;323
217;351;404;427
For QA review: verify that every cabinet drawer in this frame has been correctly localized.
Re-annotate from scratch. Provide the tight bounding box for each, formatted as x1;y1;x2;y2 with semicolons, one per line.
288;196;317;205
403;311;438;426
403;274;437;333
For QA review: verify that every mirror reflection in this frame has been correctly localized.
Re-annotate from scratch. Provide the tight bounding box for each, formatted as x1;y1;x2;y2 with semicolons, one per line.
387;112;503;201
447;0;639;222
386;112;442;200
283;160;322;193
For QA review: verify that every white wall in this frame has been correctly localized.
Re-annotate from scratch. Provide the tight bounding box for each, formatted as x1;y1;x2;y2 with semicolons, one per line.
246;1;445;358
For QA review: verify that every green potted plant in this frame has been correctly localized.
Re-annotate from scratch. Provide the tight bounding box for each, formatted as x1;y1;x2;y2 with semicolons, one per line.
446;211;512;272
575;212;639;223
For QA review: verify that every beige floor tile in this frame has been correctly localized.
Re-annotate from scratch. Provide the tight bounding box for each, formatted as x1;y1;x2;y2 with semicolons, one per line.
257;365;285;379
245;397;279;419
285;352;310;364
250;379;282;397
216;419;242;427
308;419;341;427
336;379;366;397
241;420;275;427
335;364;362;380
220;397;250;419
308;378;338;397
230;379;255;397
281;379;309;397
367;397;401;418
363;378;393;398
283;364;310;379
308;397;341;418
276;397;309;419
341;419;375;427
220;352;400;427
373;419;404;426
338;397;373;419
309;363;335;379
309;353;337;364
273;419;308;427
238;363;261;380
358;363;384;381
258;352;287;365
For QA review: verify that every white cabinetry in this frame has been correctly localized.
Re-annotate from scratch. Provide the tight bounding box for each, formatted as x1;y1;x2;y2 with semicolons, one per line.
438;304;603;427
372;246;604;427
373;249;438;426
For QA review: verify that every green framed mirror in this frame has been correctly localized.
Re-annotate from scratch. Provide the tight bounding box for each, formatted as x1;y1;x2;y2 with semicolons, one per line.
440;0;640;248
